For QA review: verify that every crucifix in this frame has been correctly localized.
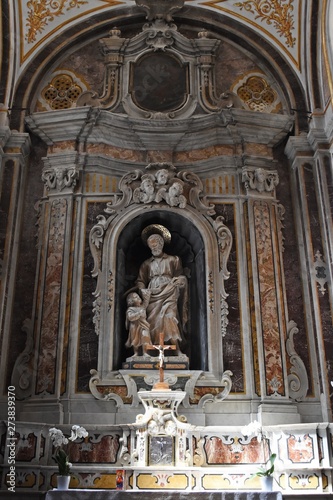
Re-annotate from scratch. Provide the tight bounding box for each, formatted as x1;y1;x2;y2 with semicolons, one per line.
147;332;176;391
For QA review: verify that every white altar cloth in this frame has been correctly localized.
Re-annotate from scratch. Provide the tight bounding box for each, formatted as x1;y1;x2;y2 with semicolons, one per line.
46;490;283;499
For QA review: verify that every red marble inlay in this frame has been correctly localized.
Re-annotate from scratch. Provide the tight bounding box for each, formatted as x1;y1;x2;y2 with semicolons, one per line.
205;436;268;465
68;434;121;464
254;201;284;396
36;199;67;394
15;432;38;462
287;434;314;463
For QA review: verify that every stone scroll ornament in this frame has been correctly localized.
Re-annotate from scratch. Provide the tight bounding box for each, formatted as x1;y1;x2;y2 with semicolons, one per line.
286;320;309;401
88;163;233;405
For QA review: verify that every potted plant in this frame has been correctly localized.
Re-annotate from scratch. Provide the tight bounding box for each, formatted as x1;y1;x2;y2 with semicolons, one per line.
49;425;88;490
252;453;276;491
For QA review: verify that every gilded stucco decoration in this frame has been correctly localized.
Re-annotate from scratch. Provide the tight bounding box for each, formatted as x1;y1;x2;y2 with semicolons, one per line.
26;0;88;43
17;0;301;72
40;72;85;111
233;74;281;113
234;0;296;48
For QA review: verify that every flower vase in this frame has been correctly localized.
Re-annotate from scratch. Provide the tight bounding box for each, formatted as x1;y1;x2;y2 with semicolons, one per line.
261;475;273;491
57;475;70;490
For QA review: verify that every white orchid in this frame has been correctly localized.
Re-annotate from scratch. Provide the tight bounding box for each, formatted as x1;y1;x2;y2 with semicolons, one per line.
241;420;263;442
49;425;88;476
69;425;88;441
49;427;69;447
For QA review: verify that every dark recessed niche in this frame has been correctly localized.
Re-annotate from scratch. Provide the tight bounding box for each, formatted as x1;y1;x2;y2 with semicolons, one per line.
131;52;188;112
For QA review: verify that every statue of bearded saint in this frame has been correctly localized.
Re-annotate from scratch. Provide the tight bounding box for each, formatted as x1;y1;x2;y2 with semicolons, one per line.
133;225;188;355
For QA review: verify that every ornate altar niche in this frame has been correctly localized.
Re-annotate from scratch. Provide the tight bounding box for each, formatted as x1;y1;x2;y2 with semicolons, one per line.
88;162;234;404
12;0;310;430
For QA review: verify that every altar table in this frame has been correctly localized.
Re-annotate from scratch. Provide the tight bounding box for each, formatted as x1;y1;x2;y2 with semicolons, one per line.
46;491;283;500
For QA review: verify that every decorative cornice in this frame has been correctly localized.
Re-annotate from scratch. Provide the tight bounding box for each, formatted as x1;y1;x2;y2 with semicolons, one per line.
284;134;314;162
26;107;294;151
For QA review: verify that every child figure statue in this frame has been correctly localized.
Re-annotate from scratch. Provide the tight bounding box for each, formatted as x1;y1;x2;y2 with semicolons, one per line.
125;289;151;357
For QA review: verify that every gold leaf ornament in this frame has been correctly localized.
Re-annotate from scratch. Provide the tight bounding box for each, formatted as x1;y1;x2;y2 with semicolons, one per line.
234;0;296;48
26;0;88;43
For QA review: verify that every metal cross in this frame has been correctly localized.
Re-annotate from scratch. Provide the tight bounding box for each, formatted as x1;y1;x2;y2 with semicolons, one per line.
147;332;176;389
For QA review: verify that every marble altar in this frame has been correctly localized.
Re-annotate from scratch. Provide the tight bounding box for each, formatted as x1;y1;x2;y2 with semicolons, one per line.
46;491;283;500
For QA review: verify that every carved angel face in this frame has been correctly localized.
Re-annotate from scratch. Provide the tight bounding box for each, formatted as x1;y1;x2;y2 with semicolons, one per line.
55;168;64;179
155;169;169;185
255;168;265;182
141;177;154;194
169;181;183;196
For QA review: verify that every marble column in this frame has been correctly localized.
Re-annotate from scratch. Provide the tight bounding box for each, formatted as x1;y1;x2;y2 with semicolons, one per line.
242;165;301;422
285;133;333;421
17;152;79;422
0;119;30;417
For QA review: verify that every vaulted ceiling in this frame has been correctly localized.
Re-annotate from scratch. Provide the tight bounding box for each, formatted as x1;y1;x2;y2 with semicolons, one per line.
1;0;332;134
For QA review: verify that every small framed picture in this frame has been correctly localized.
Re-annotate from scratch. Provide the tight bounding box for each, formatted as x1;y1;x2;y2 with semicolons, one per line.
149;436;174;466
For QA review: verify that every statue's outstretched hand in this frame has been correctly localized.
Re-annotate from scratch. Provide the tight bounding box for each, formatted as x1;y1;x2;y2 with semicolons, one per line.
141;288;151;299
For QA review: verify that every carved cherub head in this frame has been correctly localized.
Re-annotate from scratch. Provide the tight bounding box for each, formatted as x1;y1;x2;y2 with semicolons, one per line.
140;174;155;194
155;169;169;186
169;180;183;196
126;292;142;307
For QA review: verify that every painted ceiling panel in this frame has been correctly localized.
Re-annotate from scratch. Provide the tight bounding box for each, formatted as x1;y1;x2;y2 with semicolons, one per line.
194;0;301;68
18;0;301;72
19;0;125;63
